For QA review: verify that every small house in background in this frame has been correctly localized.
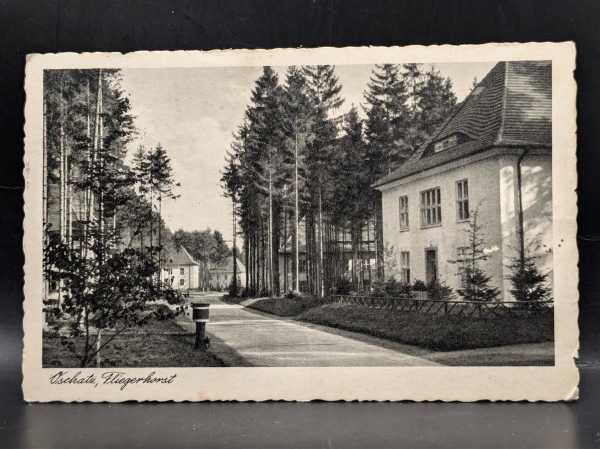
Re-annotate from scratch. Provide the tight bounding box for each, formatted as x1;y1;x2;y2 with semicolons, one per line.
161;246;203;290
374;61;552;300
208;256;246;291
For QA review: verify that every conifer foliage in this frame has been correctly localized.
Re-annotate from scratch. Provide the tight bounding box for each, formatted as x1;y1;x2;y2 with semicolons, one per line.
448;210;500;302
43;69;182;367
507;241;552;305
222;63;458;296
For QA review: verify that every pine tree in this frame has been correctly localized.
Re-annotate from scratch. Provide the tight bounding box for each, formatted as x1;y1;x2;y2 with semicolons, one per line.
221;139;243;296
281;66;315;293
244;67;286;295
331;106;371;290
302;65;344;297
415;67;457;144
402;63;426;152
147;143;180;281
43;69;182;367
364;64;410;173
507;240;552;306
448;210;500;302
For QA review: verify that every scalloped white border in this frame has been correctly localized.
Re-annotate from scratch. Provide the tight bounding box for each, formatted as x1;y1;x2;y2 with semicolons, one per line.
22;42;579;402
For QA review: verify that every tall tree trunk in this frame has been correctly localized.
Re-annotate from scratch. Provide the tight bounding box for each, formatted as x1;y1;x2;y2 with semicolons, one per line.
317;187;324;298
268;168;274;296
375;191;384;281
283;207;288;293
244;231;249;293
232;199;237;295
294;129;300;293
158;193;162;289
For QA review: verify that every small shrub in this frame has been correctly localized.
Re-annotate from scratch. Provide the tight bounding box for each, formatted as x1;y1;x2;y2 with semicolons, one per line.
154;304;175;321
335;278;353;295
412;279;427;291
162;288;184;305
284;290;301;299
228;280;240;298
427;280;454;301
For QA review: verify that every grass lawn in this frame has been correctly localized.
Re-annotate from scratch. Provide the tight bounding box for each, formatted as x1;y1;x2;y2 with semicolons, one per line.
43;319;225;368
298;303;554;352
248;296;326;317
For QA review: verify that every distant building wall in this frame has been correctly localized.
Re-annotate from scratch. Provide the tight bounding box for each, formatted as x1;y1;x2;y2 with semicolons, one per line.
162;264;200;290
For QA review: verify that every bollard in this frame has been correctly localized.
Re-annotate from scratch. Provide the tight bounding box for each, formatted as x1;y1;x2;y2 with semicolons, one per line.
191;302;210;350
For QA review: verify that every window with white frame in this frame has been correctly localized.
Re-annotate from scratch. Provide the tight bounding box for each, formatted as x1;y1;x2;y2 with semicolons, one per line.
400;251;411;284
179;278;185;286
420;187;442;227
398;195;409;230
180;267;185;275
456;179;469;221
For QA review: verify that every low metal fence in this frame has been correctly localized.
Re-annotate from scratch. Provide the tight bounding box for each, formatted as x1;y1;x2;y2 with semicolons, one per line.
328;294;553;318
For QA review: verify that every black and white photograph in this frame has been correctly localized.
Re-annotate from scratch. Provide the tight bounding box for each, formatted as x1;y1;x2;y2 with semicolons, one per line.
22;43;577;402
40;59;555;369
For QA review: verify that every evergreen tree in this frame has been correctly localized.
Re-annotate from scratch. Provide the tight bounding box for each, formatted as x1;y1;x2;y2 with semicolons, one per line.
363;64;410;173
147;143;180;279
43;69;182;367
448;210;500;302
507;240;552;305
280;66;315;292
302;65;344;296
331;106;372;289
245;66;286;295
416;67;457;141
402;63;426;152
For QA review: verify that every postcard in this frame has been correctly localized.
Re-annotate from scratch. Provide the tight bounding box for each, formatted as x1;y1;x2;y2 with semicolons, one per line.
23;42;578;401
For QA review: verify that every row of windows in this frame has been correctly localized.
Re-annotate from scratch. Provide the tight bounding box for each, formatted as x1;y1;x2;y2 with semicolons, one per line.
165;267;186;275
398;179;470;230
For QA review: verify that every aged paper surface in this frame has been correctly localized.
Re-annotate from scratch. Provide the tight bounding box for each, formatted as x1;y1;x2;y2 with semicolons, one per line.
23;42;578;401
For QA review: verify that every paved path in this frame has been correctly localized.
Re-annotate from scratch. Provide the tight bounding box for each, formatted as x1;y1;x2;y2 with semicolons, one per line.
178;292;439;367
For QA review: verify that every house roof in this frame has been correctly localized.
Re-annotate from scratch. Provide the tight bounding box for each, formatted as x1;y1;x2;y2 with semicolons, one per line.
209;256;246;273
374;60;551;188
163;246;199;267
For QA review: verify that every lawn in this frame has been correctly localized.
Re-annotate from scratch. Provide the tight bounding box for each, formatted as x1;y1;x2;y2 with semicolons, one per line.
298;303;554;351
43;318;225;368
248;295;326;317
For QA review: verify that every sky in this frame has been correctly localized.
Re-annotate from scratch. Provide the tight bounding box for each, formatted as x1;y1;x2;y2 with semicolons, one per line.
119;62;496;243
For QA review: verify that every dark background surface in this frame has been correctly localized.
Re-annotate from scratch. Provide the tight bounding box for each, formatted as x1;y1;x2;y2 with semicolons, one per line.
1;0;599;448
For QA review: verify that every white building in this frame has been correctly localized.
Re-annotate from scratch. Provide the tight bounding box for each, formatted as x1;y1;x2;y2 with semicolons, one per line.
161;246;202;290
374;61;552;300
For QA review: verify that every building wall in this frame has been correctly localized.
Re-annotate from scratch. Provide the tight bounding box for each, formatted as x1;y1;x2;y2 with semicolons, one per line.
380;150;552;300
162;264;200;290
498;153;553;297
380;155;504;297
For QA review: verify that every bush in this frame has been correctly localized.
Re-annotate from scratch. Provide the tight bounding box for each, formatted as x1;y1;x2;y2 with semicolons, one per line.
370;278;412;298
335;278;353;295
427;281;454;301
228;280;240;298
154;304;175;321
249;295;323;317
412;279;428;291
162;288;184;305
284;290;301;299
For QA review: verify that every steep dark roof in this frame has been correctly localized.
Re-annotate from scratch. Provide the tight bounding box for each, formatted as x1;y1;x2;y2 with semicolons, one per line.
163;246;199;266
374;60;551;188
